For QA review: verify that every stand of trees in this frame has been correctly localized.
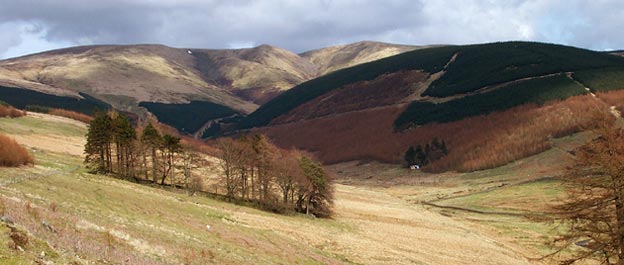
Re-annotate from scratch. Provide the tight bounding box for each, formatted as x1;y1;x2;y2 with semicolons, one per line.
548;115;624;264
84;111;191;187
404;138;448;167
216;135;333;217
84;111;333;217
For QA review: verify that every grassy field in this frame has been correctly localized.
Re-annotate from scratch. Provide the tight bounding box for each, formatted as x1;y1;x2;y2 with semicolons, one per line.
0;112;587;264
329;132;597;263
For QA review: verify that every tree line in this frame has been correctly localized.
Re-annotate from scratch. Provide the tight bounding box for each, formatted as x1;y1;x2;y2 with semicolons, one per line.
404;137;448;167
84;111;202;190
84;111;333;217
216;135;333;217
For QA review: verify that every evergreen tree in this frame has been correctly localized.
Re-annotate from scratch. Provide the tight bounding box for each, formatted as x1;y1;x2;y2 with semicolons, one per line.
112;114;136;178
415;145;427;166
141;123;162;182
298;156;333;217
404;146;416;166
84;111;113;173
160;134;182;185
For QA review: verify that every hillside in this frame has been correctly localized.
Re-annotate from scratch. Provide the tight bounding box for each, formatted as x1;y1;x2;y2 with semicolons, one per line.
0;42;416;133
0;112;542;264
300;41;421;75
0;45;257;114
235;41;624;171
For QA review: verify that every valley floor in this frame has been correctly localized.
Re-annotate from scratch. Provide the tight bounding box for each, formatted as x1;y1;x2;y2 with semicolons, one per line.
0;113;585;264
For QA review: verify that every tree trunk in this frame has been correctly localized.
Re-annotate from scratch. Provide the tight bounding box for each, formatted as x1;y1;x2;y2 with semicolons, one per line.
151;147;158;183
615;177;624;265
250;167;255;200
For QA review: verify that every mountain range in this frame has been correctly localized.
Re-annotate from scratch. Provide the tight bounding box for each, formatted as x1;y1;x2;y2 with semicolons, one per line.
0;41;418;115
2;41;624;171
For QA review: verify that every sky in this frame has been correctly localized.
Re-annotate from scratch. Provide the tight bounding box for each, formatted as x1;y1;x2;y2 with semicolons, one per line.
0;0;622;59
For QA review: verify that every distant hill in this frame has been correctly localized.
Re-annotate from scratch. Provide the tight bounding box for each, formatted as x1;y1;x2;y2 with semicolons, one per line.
0;41;417;133
240;42;624;129
611;51;624;57
300;41;422;76
232;41;624;171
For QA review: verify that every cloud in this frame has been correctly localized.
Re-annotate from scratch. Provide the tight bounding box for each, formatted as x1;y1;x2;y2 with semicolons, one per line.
0;0;622;59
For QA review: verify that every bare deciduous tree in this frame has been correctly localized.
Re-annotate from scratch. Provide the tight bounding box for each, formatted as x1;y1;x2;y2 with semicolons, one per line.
548;115;624;264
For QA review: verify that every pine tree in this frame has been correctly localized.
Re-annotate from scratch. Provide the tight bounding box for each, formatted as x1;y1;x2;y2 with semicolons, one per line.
404;146;416;166
141;123;161;182
415;145;427;166
84;111;113;173
160;134;182;185
298;156;333;217
112;114;136;178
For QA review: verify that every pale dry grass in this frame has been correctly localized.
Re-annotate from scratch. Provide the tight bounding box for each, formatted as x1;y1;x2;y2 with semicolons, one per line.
0;109;541;264
0;112;86;156
0;45;258;113
301;41;422;75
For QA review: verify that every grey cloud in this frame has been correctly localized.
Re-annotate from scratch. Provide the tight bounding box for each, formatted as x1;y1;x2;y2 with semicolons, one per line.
0;0;623;59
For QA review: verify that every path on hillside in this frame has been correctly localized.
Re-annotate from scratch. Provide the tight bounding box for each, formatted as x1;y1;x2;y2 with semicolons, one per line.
422;176;555;217
566;72;622;118
0;166;80;187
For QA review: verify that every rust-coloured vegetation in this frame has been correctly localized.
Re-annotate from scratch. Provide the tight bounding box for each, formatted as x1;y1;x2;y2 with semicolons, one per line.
273;70;427;124
0;104;26;118
48;108;94;123
261;95;608;172
0;134;33;167
596;90;624;114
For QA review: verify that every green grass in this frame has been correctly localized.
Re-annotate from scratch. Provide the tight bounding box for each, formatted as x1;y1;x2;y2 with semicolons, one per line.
437;178;564;214
0;115;352;264
573;67;624;92
394;74;586;128
0;224;70;264
0;115;86;138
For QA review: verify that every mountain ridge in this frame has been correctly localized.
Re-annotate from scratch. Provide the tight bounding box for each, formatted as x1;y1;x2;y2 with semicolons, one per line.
0;41;420;123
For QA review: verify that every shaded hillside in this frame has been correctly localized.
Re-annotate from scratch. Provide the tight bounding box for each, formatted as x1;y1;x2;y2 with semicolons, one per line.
233;41;624;171
394;74;586;129
239;41;624;130
239;46;458;129
139;101;239;134
300;41;421;75
423;42;624;97
0;86;110;114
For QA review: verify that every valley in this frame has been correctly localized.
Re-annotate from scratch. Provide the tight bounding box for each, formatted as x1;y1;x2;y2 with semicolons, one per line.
2;40;624;264
0;108;583;264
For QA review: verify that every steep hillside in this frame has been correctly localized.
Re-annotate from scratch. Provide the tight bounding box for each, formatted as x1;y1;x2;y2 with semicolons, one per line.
0;45;257;114
235;41;624;171
610;51;624;57
0;112;536;264
241;42;624;130
192;45;318;104
0;42;417;133
300;41;421;75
